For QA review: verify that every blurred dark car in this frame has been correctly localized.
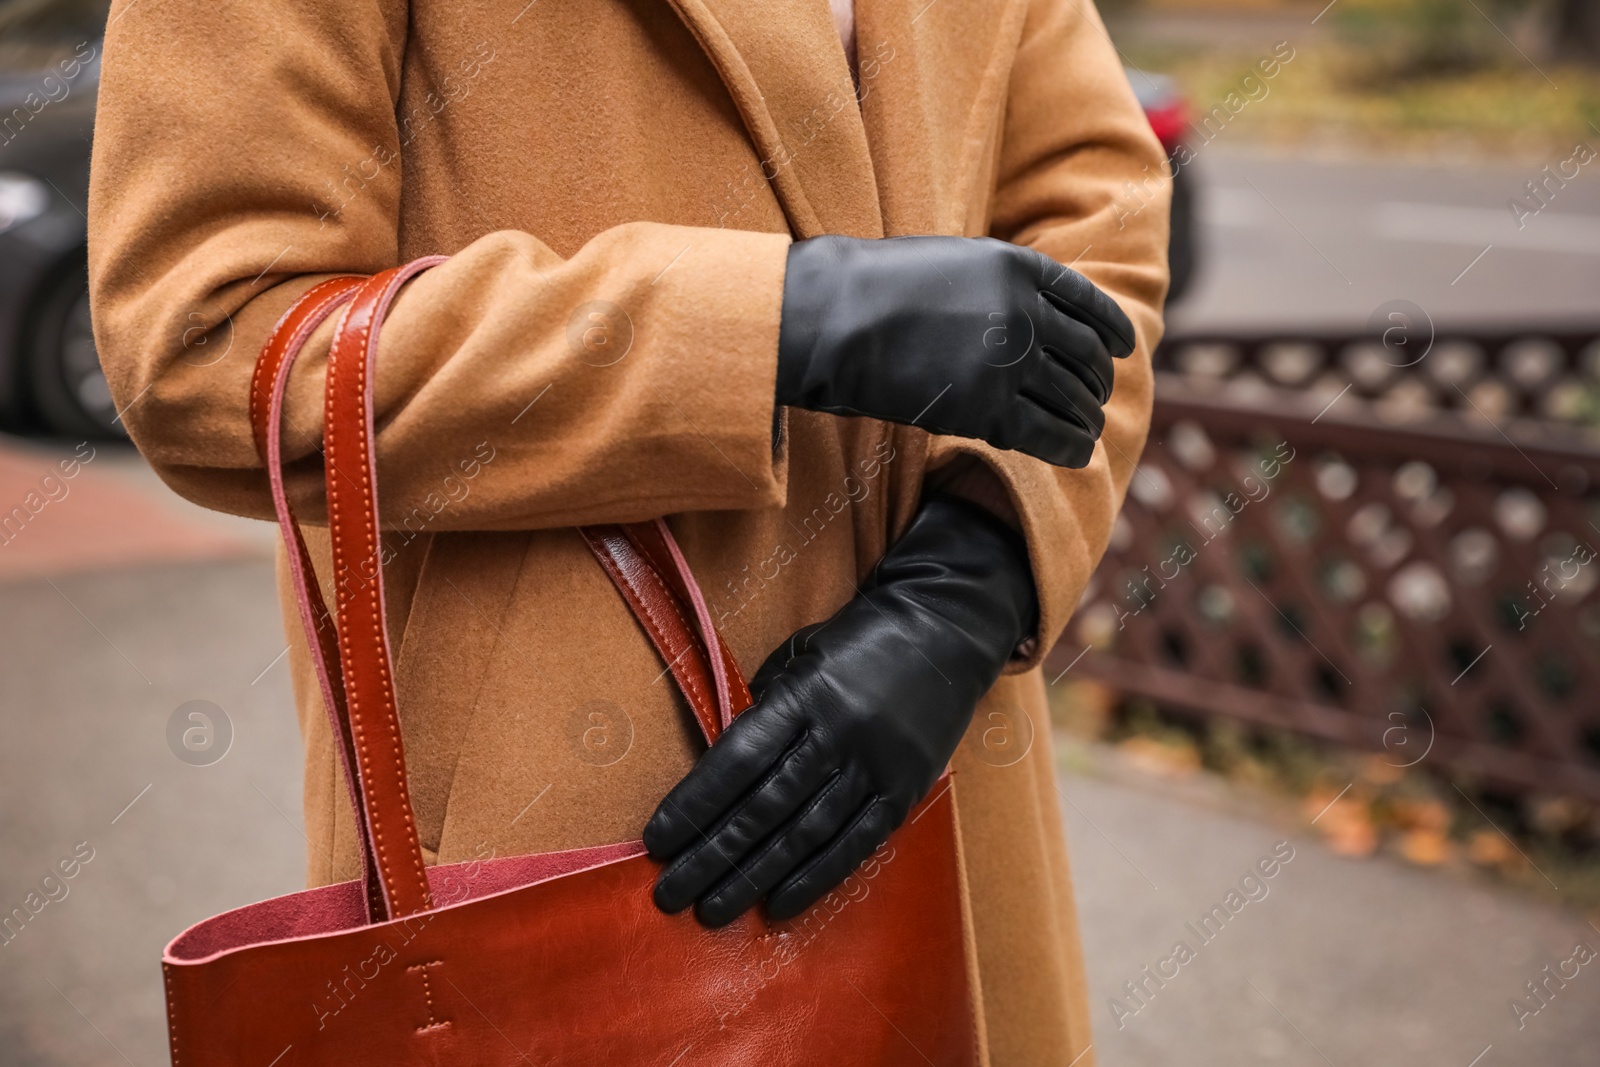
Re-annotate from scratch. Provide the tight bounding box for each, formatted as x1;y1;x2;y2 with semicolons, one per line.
1128;69;1197;306
0;0;109;437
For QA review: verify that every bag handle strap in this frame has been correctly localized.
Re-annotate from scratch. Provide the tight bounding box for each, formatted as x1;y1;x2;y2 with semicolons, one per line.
250;274;387;923
578;524;750;742
252;260;752;922
321;260;448;919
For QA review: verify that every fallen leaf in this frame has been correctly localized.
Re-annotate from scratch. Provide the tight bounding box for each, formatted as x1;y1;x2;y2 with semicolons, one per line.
1392;798;1451;834
1315;799;1378;858
1361;755;1404;786
1467;828;1513;867
1117;735;1201;779
1399;829;1453;866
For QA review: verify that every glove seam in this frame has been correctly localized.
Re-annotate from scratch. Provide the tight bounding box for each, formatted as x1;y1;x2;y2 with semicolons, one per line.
658;725;814;882
704;769;852;911
772;794;885;912
1038;285;1136;354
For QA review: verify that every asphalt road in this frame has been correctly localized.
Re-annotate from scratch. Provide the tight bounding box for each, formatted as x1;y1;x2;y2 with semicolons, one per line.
1172;146;1600;333
1064;758;1600;1067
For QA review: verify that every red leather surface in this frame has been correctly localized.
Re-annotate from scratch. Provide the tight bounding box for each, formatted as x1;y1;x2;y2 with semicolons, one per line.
322;263;443;920
249;275;385;922
628;518;752;729
164;785;973;1066
580;524;738;744
164;262;979;1066
166;841;648;963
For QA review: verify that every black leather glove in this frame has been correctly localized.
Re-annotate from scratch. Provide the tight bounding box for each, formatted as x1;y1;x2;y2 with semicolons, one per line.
643;494;1037;927
775;234;1137;469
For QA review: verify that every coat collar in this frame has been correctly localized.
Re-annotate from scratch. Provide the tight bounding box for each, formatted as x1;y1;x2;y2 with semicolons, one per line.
662;0;1027;239
662;0;884;238
855;0;1029;235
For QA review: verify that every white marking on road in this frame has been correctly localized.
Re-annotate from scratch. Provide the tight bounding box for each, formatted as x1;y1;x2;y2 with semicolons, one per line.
1374;202;1600;256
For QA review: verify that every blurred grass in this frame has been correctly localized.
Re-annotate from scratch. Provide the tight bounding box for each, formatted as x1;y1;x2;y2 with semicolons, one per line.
1333;0;1543;81
1120;15;1600;159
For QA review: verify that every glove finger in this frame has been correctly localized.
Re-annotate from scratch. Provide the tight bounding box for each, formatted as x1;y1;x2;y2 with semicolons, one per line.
653;731;837;914
1035;309;1115;405
998;392;1097;469
1025;366;1104;441
643;690;803;860
1037;266;1136;359
765;796;900;922
692;769;871;927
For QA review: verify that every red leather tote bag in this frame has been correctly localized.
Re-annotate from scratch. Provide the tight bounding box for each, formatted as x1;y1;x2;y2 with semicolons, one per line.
159;260;982;1065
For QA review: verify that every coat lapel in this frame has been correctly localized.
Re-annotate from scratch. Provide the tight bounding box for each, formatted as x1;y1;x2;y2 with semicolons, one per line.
661;0;884;238
854;0;1028;235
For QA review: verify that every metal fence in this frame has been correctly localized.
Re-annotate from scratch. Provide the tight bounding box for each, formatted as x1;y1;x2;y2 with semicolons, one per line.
1060;326;1600;802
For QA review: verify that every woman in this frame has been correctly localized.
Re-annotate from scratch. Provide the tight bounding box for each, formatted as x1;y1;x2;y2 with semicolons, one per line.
89;0;1168;1061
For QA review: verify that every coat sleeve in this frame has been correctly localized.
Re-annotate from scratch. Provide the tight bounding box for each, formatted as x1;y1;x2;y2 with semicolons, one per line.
929;0;1170;671
88;0;792;529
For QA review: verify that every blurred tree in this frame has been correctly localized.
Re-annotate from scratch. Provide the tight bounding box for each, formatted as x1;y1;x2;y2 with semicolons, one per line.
1336;0;1546;82
0;0;109;35
1553;0;1600;65
0;0;110;67
1093;0;1144;20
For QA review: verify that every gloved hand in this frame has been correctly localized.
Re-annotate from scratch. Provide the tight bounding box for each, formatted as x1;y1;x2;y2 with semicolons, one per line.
776;234;1136;469
643;494;1037;927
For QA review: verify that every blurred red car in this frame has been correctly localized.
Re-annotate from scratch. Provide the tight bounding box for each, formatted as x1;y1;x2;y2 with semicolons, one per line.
1129;68;1196;305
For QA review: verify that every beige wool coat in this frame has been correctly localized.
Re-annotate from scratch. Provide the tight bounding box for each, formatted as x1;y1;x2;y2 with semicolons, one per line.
88;0;1169;1061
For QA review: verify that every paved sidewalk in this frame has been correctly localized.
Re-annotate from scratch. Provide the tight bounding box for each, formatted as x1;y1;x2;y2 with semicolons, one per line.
0;436;272;582
1063;757;1600;1067
0;558;304;1066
